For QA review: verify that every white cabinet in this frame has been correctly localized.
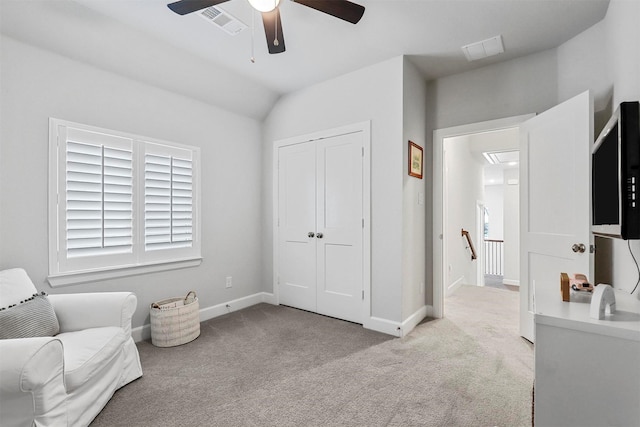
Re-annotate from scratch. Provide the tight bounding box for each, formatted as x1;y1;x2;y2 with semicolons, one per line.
276;130;365;324
534;286;640;426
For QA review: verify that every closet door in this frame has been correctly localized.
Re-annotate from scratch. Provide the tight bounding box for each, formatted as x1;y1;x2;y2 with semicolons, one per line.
277;131;364;324
277;142;317;312
315;132;363;323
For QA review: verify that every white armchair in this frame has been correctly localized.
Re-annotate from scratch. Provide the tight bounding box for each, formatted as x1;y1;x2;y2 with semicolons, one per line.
0;269;142;427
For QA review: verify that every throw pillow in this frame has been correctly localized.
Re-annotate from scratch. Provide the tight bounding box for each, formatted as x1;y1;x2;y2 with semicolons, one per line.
0;292;60;339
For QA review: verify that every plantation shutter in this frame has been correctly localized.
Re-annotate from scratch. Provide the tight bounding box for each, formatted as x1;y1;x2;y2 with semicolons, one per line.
144;144;193;252
50;119;200;281
65;129;133;259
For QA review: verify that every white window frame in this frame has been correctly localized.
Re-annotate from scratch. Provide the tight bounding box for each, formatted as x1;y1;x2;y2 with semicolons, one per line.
48;118;201;287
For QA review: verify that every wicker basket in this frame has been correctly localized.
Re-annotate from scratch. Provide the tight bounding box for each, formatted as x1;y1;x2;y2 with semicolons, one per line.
150;291;200;347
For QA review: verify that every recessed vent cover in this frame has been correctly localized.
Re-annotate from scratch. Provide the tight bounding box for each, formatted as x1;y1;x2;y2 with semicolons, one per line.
462;35;504;61
199;6;247;36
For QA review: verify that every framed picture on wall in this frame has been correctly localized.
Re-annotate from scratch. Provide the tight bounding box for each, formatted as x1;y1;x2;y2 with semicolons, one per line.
408;141;423;179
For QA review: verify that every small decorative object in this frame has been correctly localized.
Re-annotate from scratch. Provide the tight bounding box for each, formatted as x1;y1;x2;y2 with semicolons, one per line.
560;272;570;302
590;284;616;320
150;291;200;347
561;272;594;302
408;141;423;179
569;273;593;292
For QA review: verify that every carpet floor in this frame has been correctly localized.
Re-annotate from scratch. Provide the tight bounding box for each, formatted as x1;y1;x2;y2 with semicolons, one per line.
484;275;520;292
92;286;533;426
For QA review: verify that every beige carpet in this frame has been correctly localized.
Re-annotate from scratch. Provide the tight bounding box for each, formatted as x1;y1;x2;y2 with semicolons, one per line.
446;284;534;379
92;286;533;426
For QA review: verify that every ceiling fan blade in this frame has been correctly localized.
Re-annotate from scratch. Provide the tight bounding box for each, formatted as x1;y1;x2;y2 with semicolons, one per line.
293;0;365;24
167;0;229;16
262;8;286;54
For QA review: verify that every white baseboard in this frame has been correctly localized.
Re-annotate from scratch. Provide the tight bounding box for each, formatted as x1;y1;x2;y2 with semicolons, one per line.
503;279;520;286
198;292;277;322
400;305;428;337
447;276;465;296
425;304;435;318
133;293;429;342
363;305;430;338
363;316;401;337
131;292;277;342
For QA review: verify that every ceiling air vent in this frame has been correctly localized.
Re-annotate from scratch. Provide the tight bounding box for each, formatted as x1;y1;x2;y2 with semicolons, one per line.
462;35;504;61
199;6;247;36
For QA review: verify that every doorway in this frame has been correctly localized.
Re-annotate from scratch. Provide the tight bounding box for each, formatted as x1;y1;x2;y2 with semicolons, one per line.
433;114;534;319
482;148;521;291
442;131;520;296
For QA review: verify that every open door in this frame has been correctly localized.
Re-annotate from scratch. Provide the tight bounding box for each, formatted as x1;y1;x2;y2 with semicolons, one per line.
519;91;594;342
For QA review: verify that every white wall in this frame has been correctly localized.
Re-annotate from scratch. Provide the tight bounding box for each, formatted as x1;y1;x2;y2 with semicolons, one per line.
427;49;559;131
557;19;609;112
605;0;640;106
402;58;428;320
557;0;640;296
503;168;520;285
0;37;264;329
262;56;405;323
444;135;484;292
604;0;640;295
484;184;504;240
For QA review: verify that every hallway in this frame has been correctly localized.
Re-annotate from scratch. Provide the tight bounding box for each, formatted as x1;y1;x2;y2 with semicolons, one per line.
445;285;533;379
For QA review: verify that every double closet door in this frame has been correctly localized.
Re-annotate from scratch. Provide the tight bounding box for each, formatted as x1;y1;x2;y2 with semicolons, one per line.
277;131;364;324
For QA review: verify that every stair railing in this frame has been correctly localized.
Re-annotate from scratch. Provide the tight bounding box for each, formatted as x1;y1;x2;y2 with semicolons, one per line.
484;239;504;275
461;229;477;260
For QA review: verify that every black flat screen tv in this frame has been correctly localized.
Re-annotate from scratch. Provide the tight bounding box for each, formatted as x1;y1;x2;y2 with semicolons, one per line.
592;101;640;240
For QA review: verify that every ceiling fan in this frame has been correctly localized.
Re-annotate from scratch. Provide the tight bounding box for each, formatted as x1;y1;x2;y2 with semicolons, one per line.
166;0;366;54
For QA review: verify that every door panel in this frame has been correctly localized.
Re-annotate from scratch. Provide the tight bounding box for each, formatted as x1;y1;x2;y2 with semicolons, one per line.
324;244;356;296
527;116;577;235
278;143;316;311
520;91;593;342
324;143;355;229
316;133;363;323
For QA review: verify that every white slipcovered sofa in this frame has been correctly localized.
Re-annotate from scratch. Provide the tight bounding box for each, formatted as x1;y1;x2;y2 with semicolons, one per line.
0;268;142;426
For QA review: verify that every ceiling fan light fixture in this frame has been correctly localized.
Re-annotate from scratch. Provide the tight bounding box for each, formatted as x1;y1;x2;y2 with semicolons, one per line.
247;0;280;12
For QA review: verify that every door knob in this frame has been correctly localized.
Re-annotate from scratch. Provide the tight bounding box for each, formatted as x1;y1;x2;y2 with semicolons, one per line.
308;232;315;238
572;243;586;253
316;232;323;239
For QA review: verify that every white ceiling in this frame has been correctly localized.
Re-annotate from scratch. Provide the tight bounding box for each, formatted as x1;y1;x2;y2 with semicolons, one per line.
1;0;610;119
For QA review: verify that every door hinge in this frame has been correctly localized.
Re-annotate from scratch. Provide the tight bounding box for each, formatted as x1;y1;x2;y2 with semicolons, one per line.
362;147;364;157
362;290;364;300
362;218;364;228
590;244;596;253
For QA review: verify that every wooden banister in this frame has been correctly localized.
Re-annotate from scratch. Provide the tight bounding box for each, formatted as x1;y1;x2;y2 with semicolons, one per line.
461;229;477;260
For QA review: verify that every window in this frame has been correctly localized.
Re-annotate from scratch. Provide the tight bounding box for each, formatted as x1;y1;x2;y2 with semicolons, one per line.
143;143;195;256
48;119;201;286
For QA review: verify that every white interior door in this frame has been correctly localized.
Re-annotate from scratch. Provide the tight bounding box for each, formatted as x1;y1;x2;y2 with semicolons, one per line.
316;133;364;323
278;142;317;312
519;91;593;342
277;131;364;323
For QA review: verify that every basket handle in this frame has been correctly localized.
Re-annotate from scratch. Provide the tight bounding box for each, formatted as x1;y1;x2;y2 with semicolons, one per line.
184;290;197;304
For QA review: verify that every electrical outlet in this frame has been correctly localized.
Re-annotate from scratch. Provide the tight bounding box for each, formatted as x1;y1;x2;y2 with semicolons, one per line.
225;276;232;288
